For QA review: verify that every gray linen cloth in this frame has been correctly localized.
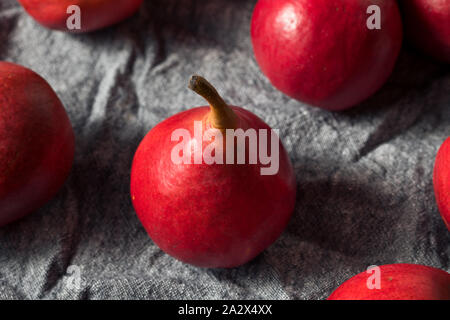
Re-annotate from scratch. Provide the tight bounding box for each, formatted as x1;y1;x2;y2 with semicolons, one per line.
0;0;448;300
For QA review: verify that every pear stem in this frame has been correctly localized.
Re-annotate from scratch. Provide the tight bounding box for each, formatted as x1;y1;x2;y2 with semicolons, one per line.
188;75;237;129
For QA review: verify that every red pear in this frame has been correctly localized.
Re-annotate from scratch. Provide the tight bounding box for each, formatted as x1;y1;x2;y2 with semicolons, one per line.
434;137;450;230
328;264;450;300
130;76;297;268
251;0;403;110
0;62;75;226
399;0;450;63
17;0;143;32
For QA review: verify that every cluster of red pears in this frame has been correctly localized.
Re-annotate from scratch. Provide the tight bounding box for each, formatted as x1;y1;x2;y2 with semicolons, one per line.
0;0;448;300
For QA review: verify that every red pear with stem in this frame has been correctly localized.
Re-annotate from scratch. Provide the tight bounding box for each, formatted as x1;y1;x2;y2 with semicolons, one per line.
130;76;297;268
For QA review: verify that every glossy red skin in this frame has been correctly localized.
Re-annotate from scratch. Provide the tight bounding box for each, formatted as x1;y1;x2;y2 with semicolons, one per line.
130;106;297;268
17;0;143;32
328;264;450;300
251;0;403;111
0;62;75;226
434;138;450;230
400;0;450;63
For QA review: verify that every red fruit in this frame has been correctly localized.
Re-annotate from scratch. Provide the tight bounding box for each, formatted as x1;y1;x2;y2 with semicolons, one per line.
251;0;403;111
0;62;75;226
434;138;450;230
400;0;450;63
328;264;450;300
17;0;143;32
130;76;297;268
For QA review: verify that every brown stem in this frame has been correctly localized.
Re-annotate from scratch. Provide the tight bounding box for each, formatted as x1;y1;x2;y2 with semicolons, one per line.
188;75;237;129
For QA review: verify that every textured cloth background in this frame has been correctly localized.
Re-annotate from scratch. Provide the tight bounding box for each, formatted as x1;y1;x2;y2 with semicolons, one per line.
0;0;449;300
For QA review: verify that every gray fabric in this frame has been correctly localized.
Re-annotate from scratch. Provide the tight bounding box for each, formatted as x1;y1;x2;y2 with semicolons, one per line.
0;0;448;300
